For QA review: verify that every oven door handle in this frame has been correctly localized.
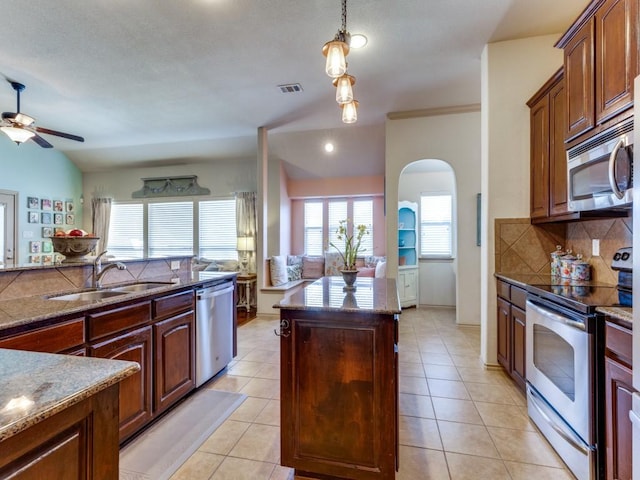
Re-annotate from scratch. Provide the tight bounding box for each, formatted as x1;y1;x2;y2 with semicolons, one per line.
608;138;625;199
526;300;586;331
527;386;593;455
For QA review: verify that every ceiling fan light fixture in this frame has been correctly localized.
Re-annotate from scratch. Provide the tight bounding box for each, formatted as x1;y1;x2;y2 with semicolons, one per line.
1;126;35;144
341;100;358;124
14;113;35;126
334;74;355;104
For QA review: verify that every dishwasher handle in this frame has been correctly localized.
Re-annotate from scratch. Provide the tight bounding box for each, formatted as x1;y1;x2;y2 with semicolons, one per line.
196;283;234;300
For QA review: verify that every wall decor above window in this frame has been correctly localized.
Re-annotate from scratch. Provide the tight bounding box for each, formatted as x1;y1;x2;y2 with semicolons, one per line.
132;175;211;198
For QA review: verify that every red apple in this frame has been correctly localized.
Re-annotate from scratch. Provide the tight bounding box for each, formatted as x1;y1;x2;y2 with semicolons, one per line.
68;229;84;237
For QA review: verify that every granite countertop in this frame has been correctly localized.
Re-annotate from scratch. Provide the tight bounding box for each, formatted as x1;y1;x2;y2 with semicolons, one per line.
275;277;401;315
0;271;237;334
597;306;633;329
0;348;139;442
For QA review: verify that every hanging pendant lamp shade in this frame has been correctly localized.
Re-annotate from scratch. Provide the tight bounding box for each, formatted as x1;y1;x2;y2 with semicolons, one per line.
334;74;355;104
323;40;349;78
1;126;35;144
341;100;358;124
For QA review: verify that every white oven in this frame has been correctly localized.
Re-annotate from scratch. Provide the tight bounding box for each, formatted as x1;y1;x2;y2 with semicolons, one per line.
526;298;597;480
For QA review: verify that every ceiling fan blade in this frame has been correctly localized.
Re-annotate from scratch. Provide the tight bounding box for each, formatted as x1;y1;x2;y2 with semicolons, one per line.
31;134;54;148
35;126;84;143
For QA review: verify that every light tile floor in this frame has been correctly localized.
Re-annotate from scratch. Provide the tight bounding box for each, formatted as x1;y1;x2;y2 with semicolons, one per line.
170;307;575;480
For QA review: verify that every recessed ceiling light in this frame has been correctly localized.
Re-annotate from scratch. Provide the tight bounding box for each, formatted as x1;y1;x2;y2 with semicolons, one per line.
324;142;335;153
350;34;368;49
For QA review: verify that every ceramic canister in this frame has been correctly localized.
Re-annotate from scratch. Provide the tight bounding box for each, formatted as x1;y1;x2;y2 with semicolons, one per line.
571;256;591;282
560;252;577;278
550;245;565;277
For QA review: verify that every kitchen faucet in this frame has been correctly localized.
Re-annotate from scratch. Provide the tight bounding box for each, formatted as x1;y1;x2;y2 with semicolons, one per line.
93;251;127;289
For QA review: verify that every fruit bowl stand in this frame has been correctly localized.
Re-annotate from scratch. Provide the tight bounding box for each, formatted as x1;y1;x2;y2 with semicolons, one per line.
51;236;100;262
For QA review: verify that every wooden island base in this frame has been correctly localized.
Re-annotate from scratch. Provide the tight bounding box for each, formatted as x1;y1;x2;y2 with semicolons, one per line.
276;278;401;480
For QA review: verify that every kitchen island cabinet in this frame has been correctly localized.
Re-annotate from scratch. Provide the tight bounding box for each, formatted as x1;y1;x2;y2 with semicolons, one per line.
275;277;401;480
0;349;138;480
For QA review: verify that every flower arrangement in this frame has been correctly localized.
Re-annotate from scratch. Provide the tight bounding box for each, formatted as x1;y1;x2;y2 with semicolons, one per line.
330;219;369;270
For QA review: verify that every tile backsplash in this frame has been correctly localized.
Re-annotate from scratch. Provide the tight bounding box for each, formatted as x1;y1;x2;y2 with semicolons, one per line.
495;217;632;285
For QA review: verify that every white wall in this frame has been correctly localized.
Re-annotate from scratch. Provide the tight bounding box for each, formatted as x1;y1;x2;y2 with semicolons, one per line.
399;167;456;307
386;110;481;325
480;34;563;365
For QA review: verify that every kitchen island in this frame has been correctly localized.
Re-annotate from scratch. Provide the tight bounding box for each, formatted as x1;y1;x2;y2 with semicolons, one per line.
0;348;139;479
275;276;401;480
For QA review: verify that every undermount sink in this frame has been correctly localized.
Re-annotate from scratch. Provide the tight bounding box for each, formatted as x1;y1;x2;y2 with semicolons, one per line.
48;290;129;301
109;282;174;293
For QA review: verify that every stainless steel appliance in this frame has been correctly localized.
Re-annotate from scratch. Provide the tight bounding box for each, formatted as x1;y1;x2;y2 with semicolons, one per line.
631;75;640;480
567;116;633;212
195;280;235;387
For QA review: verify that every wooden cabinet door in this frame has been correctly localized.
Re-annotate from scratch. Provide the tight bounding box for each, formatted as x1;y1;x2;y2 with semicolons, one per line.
595;0;638;124
511;306;526;391
497;297;511;372
604;356;633;480
0;317;85;354
564;18;595;140
281;312;396;479
154;311;195;414
549;78;570;216
91;325;153;442
529;94;550;219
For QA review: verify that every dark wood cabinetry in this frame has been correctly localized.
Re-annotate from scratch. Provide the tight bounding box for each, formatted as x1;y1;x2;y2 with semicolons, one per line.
279;306;398;479
0;384;120;480
152;290;195;415
496;279;526;392
0;316;85;354
604;320;634;480
528;70;573;222
558;0;639;142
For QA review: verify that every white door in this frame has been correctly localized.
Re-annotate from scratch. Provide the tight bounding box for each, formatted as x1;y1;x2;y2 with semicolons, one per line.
0;191;17;267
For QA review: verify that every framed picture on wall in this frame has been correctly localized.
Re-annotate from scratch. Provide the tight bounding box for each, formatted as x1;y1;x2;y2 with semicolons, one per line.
53;200;64;212
28;211;39;223
65;214;75;225
30;241;41;254
42;255;53;265
54;213;64;225
27;197;39;209
41;212;52;224
66;201;75;212
41;198;52;210
42;227;53;237
30;255;41;264
42;241;52;253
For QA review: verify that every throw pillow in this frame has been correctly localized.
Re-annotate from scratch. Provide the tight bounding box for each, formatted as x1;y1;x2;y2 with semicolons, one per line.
365;255;387;268
358;266;376;277
302;256;324;279
324;251;343;276
375;261;387;278
287;264;302;282
287;254;304;266
270;255;289;286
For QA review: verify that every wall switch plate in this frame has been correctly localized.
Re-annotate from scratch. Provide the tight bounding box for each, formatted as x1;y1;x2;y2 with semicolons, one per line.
592;239;600;257
22;231;33;238
170;260;180;271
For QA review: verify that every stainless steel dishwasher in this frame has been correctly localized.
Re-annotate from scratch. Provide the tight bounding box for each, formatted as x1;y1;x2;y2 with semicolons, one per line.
195;281;235;387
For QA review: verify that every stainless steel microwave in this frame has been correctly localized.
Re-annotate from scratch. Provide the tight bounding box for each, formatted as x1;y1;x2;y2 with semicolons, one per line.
567;117;633;212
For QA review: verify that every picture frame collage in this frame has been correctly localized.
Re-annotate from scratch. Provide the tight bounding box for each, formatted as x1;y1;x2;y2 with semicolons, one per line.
26;196;76;265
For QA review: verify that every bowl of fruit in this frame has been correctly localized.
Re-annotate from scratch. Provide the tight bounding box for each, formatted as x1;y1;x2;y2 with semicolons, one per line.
51;229;99;262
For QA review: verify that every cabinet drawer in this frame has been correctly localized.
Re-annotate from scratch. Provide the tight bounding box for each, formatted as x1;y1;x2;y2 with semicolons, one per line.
497;280;510;301
0;317;85;353
88;302;151;341
605;321;632;367
153;290;194;319
510;287;527;310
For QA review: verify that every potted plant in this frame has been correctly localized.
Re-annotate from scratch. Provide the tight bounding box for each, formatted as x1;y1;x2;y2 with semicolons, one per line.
330;219;369;290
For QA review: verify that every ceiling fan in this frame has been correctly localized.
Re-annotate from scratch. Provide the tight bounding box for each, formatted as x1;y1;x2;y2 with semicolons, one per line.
0;81;84;148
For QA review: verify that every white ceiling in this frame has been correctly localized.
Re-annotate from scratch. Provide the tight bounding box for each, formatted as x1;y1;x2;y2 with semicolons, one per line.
0;0;587;179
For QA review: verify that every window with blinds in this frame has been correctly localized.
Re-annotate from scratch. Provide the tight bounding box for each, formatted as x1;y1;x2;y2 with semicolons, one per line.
304;201;323;255
148;201;194;256
199;199;237;260
328;200;347;252
353;199;373;256
420;194;453;257
107;203;144;258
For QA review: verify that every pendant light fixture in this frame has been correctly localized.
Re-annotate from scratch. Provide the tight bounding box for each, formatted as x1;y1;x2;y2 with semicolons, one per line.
334;74;355;105
0;126;35;144
341;100;358;124
322;0;351;78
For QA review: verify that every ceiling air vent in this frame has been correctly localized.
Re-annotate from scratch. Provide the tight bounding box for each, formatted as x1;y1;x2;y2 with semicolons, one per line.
278;83;303;94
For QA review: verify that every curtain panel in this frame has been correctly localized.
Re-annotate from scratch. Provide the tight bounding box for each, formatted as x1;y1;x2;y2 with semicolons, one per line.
91;197;112;255
236;192;257;273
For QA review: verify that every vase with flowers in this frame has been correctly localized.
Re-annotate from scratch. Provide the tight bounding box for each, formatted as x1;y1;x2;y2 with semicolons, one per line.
330;219;369;290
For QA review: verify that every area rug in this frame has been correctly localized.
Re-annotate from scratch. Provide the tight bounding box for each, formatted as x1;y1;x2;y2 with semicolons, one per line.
119;389;246;480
